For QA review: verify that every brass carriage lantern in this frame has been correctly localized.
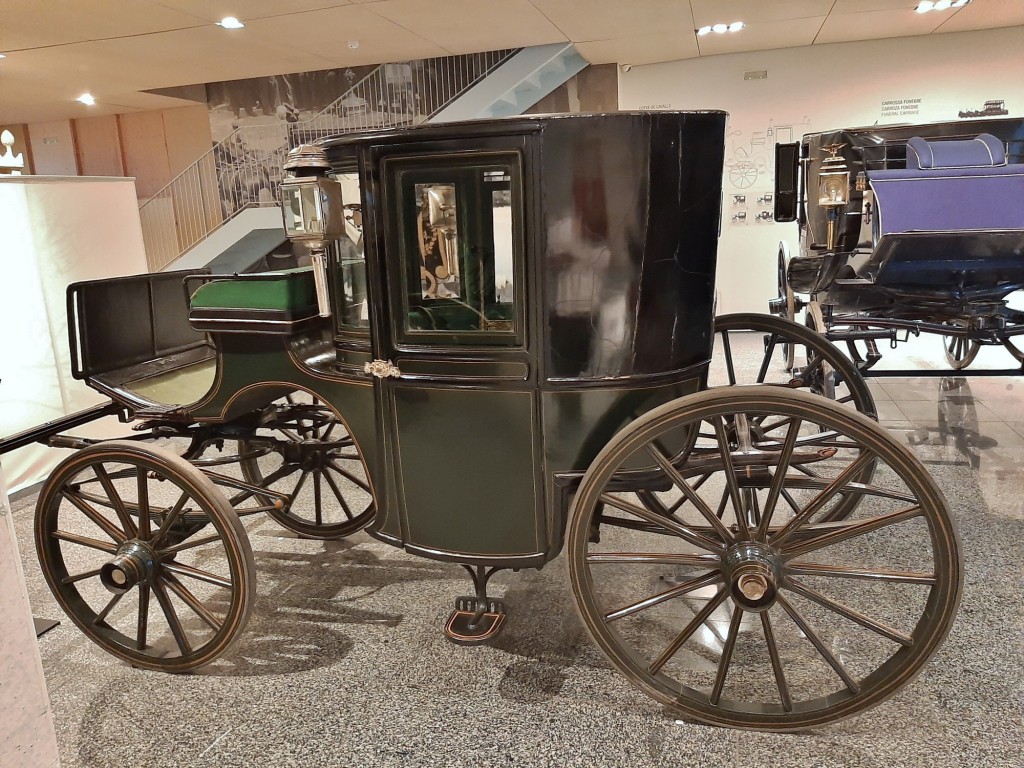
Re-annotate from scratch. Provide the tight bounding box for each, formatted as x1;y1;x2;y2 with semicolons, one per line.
280;144;345;317
817;144;850;251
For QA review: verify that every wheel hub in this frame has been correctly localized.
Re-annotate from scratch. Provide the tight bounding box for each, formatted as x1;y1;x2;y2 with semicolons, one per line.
724;542;780;612
100;540;157;595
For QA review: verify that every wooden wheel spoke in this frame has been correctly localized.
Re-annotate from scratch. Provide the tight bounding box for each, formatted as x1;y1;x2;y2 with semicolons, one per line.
93;464;137;538
136;466;150;539
756;333;780;383
137;584;150;650
784;506;922;558
787;561;936;584
62;567;103;584
761;611;792;712
327;461;371;493
93;592;124;625
712;416;749;538
162;561;232;589
60;489;126;544
756;417;802;540
605;571;722;623
785;578;913;646
645;445;735;545
586;552;721;567
313;471;324;526
160;534;222;557
322;469;355;520
770;451;876;547
152;579;192;656
599;493;724;552
151;492;191;548
162;573;223;632
776;593;860;693
648;585;730;675
721;330;737;386
52;530;118;553
289;470;311;503
710;605;744;706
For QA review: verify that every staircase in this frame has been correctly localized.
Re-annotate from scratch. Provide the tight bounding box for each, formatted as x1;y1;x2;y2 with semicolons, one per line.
143;44;589;272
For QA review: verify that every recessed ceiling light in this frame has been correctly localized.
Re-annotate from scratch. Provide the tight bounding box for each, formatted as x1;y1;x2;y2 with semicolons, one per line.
697;21;745;36
0;53;6;59
916;0;968;11
77;93;96;106
217;16;245;29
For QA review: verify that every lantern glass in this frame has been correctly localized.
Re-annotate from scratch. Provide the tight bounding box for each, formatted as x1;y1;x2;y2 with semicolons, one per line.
282;182;324;237
818;171;850;207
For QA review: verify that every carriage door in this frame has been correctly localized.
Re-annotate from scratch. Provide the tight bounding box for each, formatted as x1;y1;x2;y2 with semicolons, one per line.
376;145;542;563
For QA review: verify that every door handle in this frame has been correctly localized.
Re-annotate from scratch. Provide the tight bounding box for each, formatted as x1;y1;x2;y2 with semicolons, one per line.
364;359;402;378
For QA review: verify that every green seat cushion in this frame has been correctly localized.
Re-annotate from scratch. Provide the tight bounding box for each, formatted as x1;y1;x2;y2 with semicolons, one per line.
190;267;317;312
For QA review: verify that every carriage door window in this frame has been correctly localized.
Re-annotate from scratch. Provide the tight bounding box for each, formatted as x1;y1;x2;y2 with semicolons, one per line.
388;154;522;345
331;168;370;331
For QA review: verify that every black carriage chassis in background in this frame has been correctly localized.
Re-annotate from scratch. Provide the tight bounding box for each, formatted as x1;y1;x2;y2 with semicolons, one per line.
773;117;1024;377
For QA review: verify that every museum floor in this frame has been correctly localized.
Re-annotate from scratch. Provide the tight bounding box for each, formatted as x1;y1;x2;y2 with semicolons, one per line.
9;332;1024;768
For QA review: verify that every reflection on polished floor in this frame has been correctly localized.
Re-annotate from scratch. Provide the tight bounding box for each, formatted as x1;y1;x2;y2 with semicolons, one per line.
8;329;1024;768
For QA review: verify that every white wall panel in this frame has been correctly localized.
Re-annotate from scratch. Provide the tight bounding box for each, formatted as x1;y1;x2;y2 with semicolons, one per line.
0;177;149;492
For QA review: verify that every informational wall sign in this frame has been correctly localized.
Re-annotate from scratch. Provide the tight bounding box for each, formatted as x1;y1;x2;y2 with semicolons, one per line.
880;98;923;120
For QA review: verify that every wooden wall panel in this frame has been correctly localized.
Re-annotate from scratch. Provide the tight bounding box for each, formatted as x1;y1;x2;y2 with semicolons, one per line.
118;111;171;199
161;105;213;177
26;120;77;176
73;114;123;177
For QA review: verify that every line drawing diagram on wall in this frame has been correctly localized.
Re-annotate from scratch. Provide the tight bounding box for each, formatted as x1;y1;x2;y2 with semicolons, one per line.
725;117;812;189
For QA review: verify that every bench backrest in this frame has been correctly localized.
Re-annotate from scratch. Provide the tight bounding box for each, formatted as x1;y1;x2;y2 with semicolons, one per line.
68;270;207;380
868;133;1024;235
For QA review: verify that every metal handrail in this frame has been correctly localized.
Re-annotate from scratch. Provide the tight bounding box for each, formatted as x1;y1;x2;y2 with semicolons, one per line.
139;49;519;271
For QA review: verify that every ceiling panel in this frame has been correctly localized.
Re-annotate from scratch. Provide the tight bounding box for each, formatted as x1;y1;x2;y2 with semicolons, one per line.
153;0;353;23
697;17;824;56
243;5;449;64
528;0;693;42
0;0;206;52
369;0;565;53
575;33;699;67
935;0;1024;33
690;0;834;26
816;8;946;44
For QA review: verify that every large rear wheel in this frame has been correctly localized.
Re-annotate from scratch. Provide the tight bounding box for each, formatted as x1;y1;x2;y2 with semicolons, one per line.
567;387;961;730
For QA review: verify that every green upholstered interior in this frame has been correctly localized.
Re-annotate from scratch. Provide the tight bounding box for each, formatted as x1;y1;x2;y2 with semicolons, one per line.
408;301;513;331
190;267;317;311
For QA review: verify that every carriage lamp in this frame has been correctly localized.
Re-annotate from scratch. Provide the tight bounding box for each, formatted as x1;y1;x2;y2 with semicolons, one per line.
817;144;851;251
281;144;345;317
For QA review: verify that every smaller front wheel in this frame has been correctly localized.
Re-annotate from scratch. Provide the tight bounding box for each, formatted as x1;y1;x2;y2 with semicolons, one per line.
36;441;255;672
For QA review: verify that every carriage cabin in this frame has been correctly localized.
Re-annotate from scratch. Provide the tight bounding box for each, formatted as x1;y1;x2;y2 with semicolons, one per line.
304;112;727;566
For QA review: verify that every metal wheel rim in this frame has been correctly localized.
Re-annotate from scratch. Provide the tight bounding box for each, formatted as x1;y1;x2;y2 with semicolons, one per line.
35;441;255;672
567;387;961;730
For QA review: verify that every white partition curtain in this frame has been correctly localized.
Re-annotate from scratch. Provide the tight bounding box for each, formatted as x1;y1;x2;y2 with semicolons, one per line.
0;177;150;492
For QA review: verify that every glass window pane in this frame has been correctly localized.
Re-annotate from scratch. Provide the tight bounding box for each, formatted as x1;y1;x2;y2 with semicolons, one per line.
333;171;369;330
398;159;519;339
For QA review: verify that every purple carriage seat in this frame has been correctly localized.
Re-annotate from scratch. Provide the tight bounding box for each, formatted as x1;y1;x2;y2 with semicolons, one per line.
860;133;1024;290
867;133;1024;235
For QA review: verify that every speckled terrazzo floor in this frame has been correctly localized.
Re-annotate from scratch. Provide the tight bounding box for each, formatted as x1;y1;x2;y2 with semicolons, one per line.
7;331;1024;768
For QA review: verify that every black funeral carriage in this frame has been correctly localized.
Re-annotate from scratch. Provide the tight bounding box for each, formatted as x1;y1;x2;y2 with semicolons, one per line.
2;112;962;731
771;117;1024;376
